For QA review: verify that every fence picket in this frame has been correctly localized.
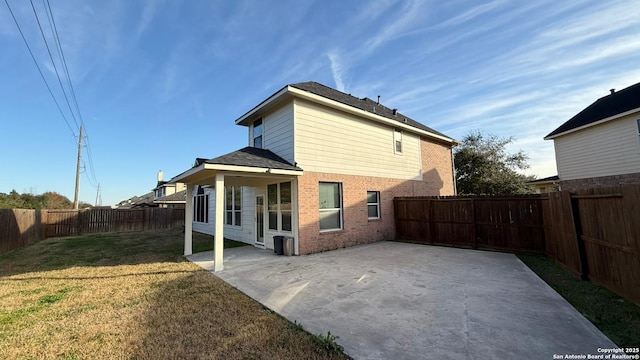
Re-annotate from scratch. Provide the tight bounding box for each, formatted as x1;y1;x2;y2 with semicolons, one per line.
0;207;184;254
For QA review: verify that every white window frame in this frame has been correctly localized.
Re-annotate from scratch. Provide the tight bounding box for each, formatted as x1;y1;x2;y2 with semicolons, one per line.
394;129;403;154
267;182;292;232
225;186;242;227
367;191;380;220
253;118;263;149
319;182;343;232
193;194;209;223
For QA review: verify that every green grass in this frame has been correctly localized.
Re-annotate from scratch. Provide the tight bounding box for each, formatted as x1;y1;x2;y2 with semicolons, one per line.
0;229;349;360
518;254;640;348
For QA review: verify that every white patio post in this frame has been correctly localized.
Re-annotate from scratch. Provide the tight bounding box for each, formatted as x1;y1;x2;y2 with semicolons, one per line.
214;173;224;271
184;183;193;256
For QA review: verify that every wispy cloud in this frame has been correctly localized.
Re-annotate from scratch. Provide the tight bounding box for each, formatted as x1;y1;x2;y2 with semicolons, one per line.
135;1;161;39
359;0;426;55
327;49;346;92
432;0;504;29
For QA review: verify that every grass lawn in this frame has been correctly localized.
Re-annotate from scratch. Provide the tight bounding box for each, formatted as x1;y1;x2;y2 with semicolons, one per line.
0;229;350;360
518;254;640;349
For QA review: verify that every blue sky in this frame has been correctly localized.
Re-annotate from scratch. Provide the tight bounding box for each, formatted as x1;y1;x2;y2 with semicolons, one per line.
1;0;639;206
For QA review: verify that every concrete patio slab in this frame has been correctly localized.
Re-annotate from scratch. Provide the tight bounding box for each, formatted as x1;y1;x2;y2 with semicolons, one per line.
188;242;617;360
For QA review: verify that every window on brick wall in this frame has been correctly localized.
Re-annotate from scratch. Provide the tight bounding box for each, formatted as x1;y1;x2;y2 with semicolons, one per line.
367;191;380;219
319;182;342;231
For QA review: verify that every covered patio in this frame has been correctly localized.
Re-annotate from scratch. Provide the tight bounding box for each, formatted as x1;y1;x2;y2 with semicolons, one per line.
169;147;303;271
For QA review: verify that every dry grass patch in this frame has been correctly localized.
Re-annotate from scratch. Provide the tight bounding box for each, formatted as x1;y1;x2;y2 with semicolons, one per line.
0;229;349;359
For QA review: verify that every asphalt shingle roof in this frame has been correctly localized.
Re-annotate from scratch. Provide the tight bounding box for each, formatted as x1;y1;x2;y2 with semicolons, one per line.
289;81;451;139
546;82;640;138
155;190;186;203
526;175;559;184
203;147;302;171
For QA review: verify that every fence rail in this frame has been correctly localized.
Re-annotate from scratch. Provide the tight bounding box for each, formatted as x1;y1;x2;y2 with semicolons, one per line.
394;184;640;305
1;207;184;254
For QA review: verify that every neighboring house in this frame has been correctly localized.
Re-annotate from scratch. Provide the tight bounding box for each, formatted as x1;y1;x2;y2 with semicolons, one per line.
114;171;186;209
153;190;186;208
114;192;155;209
527;175;560;193
545;82;640;190
170;81;456;271
153;171;186;208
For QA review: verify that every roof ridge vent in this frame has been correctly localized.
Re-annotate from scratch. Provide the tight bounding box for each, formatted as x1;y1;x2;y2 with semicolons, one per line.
610;88;615;94
392;109;398;115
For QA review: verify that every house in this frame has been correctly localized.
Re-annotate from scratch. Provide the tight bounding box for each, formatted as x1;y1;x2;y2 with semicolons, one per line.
114;171;186;208
545;82;640;190
114;192;154;208
527;175;560;193
152;171;186;208
170;81;456;271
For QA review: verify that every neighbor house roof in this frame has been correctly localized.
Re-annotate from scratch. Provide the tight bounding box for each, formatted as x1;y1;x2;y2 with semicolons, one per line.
235;81;456;145
545;81;640;139
154;189;186;203
526;175;559;185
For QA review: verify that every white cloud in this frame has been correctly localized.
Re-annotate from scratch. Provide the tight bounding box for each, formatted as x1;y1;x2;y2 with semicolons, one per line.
327;49;346;92
135;1;161;39
432;0;504;29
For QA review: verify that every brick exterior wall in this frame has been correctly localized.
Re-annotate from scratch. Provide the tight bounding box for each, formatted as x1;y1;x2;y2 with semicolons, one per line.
560;172;640;191
421;138;456;195
296;138;455;254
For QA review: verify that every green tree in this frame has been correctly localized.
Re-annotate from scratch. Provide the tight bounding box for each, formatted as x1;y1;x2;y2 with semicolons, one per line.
454;131;536;195
0;190;76;209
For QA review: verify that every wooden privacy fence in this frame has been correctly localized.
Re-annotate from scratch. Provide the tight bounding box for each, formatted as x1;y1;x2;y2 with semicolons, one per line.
0;207;185;254
545;185;640;306
394;195;547;254
394;184;640;305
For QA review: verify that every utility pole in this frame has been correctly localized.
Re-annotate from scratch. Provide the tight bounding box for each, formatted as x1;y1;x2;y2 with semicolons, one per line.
73;125;83;210
95;183;101;207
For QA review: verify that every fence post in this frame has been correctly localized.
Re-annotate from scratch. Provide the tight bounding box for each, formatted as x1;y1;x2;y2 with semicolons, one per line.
471;199;478;249
570;194;590;280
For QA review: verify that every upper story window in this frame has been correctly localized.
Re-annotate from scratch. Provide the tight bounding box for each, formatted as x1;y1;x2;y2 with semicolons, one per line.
253;118;263;148
394;129;403;154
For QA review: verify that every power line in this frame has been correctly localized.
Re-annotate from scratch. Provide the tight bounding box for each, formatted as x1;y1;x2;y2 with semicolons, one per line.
29;0;80;131
7;0;101;201
44;0;85;129
4;0;77;138
43;0;98;189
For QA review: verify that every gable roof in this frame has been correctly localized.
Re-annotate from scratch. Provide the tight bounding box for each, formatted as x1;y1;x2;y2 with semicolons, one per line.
545;81;640;139
235;81;455;145
290;82;450;138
